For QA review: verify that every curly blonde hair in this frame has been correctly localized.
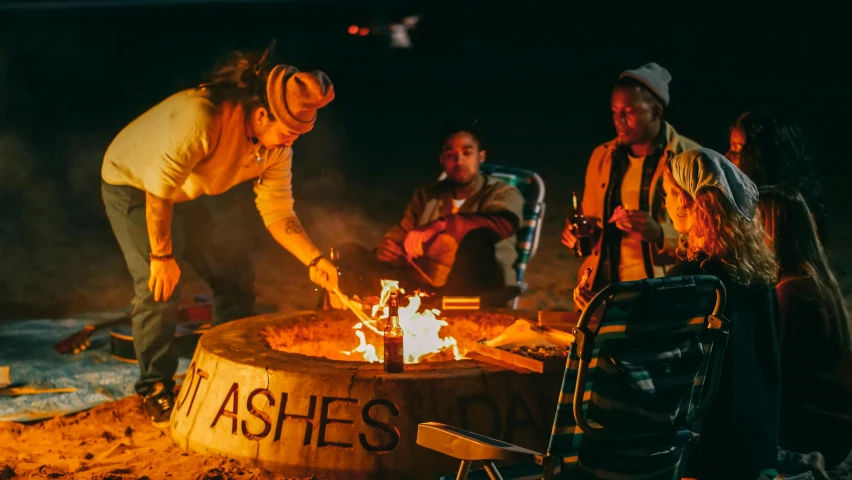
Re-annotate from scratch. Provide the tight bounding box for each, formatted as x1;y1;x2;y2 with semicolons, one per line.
664;168;778;286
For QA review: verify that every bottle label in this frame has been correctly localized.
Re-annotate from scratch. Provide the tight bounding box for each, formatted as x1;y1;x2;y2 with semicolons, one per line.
384;336;404;373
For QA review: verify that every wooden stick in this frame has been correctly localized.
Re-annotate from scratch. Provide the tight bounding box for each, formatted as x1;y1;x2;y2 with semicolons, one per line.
331;288;372;324
404;256;436;286
0;387;78;396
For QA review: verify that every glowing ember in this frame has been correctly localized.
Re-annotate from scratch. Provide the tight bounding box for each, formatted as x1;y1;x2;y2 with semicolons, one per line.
342;280;462;364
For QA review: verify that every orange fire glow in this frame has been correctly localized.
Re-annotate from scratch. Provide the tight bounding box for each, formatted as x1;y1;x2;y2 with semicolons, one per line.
341;280;462;364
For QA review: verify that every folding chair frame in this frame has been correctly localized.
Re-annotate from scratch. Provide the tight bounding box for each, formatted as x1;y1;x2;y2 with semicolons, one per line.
417;275;731;480
571;277;730;441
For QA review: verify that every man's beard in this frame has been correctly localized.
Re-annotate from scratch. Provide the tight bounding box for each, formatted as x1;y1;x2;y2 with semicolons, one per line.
450;170;476;187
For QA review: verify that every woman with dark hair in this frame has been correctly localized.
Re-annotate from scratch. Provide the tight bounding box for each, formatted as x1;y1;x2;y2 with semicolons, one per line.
733;109;828;242
759;185;852;471
101;42;339;426
575;148;782;479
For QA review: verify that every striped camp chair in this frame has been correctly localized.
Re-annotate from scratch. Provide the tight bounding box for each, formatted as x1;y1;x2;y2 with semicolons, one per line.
439;164;546;308
417;275;730;480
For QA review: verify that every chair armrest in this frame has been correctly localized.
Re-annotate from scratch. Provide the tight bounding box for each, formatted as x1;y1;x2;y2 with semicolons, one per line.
530;201;545;259
417;422;543;462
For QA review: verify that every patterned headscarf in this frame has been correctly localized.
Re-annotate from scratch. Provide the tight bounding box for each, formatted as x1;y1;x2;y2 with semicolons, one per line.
669;148;758;221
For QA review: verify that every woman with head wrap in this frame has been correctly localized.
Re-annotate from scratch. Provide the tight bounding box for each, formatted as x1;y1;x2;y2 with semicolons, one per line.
575;148;781;479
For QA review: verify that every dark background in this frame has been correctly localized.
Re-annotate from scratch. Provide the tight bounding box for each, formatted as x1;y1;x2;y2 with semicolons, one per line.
0;0;848;317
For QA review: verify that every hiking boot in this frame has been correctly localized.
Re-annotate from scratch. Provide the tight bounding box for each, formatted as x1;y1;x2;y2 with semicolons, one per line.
141;383;174;429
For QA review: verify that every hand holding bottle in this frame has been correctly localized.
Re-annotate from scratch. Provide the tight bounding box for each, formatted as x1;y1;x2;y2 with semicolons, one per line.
561;220;579;249
564;191;594;257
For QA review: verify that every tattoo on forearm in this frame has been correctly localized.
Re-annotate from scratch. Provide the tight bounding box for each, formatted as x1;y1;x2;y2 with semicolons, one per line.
284;218;304;235
146;192;174;255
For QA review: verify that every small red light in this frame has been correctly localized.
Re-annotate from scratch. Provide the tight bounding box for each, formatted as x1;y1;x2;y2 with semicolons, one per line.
358;27;370;36
348;25;359;35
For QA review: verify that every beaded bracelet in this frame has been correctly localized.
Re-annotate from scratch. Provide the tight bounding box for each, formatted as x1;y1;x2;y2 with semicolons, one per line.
149;252;175;262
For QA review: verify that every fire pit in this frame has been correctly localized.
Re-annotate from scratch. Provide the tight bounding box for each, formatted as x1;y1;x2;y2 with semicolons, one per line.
170;290;564;479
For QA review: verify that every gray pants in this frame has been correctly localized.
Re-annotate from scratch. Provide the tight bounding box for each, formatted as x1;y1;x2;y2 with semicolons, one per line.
102;182;255;395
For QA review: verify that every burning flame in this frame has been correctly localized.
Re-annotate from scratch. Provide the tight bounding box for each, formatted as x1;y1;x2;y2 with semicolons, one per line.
342;280;462;364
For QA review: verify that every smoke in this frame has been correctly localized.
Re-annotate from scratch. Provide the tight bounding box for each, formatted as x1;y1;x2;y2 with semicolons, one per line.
0;84;409;318
0;131;136;319
159;108;402;312
279;107;399;250
209;110;403;311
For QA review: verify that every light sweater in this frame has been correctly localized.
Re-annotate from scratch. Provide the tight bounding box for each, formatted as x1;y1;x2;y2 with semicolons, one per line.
101;88;295;228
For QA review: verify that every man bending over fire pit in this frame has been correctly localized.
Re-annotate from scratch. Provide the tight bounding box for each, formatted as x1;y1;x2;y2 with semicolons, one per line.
101;43;338;428
331;121;524;306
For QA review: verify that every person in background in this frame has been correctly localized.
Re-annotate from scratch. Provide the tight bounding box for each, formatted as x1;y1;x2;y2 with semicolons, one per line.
724;111;749;168
562;62;699;291
734;109;828;243
759;185;852;475
576;148;781;480
332;121;524;305
101;44;338;427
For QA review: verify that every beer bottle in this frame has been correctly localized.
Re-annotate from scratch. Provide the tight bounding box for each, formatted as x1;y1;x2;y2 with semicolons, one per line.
571;192;594;257
383;292;404;373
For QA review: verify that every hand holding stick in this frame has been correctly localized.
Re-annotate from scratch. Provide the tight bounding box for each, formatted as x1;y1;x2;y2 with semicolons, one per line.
331;287;372;324
404;256;437;286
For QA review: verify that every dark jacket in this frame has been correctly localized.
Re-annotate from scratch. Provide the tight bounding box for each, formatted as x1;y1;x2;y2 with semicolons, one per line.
668;259;782;480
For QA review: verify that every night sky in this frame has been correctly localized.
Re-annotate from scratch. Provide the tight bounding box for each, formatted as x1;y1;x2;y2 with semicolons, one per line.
0;0;848;315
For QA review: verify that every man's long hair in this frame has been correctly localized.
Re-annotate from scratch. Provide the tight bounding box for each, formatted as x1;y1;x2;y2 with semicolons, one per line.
664;167;778;286
199;39;279;117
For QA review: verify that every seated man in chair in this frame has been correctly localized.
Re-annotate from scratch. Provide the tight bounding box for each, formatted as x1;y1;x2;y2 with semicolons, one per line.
333;121;524;305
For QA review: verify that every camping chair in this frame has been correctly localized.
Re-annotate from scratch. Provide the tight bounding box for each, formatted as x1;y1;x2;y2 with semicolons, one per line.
417;275;730;480
439;163;546;308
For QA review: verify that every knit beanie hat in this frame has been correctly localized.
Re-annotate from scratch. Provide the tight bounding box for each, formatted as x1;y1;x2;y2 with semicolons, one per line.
619;62;672;106
266;64;335;134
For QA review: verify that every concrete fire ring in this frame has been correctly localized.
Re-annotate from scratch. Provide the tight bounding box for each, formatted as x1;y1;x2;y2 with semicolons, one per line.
170;310;563;479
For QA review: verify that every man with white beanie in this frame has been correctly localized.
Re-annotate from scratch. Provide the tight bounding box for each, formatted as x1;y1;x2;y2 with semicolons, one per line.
562;62;700;290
